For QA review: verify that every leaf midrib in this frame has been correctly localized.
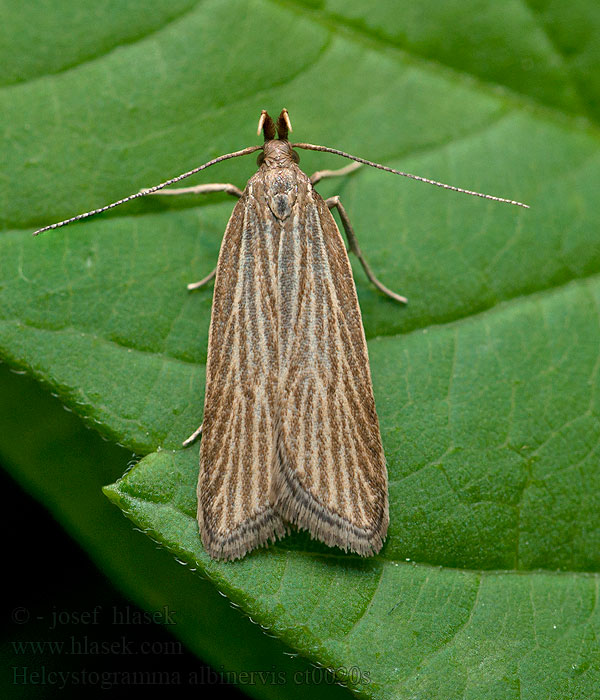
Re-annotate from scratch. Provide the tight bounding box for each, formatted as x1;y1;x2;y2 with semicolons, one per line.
5;263;598;374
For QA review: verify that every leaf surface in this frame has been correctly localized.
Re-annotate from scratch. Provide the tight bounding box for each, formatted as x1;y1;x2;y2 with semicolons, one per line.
1;0;599;697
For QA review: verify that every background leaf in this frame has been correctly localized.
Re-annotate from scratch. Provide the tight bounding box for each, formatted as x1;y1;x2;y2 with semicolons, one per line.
0;365;348;700
1;0;599;698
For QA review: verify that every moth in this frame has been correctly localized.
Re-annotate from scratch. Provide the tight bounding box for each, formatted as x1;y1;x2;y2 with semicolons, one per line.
34;109;527;560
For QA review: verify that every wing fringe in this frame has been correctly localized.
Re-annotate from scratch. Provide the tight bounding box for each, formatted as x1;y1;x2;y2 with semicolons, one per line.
271;422;388;556
199;504;288;561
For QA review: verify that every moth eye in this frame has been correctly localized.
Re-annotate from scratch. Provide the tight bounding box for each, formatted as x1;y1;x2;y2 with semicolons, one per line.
292;150;300;164
257;152;265;166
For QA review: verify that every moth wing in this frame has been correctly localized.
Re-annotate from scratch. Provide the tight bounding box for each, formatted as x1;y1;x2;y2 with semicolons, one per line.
197;191;286;560
273;185;389;555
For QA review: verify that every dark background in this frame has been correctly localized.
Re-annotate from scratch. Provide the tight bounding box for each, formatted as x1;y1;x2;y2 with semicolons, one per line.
1;364;244;699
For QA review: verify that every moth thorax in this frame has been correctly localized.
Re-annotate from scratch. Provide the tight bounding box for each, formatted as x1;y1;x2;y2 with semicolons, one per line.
265;168;298;220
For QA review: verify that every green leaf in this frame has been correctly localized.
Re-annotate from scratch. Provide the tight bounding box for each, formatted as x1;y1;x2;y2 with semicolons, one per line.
1;0;599;698
0;365;350;700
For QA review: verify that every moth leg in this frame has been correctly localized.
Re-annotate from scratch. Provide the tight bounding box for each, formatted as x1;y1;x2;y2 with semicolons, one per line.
149;183;243;197
310;161;362;186
187;268;216;291
326;195;408;304
183;422;203;448
150;183;241;290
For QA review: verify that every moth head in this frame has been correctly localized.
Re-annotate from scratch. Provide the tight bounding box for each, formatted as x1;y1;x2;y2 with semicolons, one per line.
256;109;300;167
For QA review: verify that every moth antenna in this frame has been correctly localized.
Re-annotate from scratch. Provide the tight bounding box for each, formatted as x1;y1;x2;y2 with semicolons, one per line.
258;110;276;141
292;143;529;208
276;108;292;140
32;145;262;236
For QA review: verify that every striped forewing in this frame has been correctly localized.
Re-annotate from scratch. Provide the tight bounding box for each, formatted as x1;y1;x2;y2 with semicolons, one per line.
273;177;388;556
198;165;388;559
197;187;286;560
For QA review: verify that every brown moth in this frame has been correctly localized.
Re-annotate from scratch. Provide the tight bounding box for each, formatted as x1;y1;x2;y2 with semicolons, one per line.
194;110;396;560
34;109;528;560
